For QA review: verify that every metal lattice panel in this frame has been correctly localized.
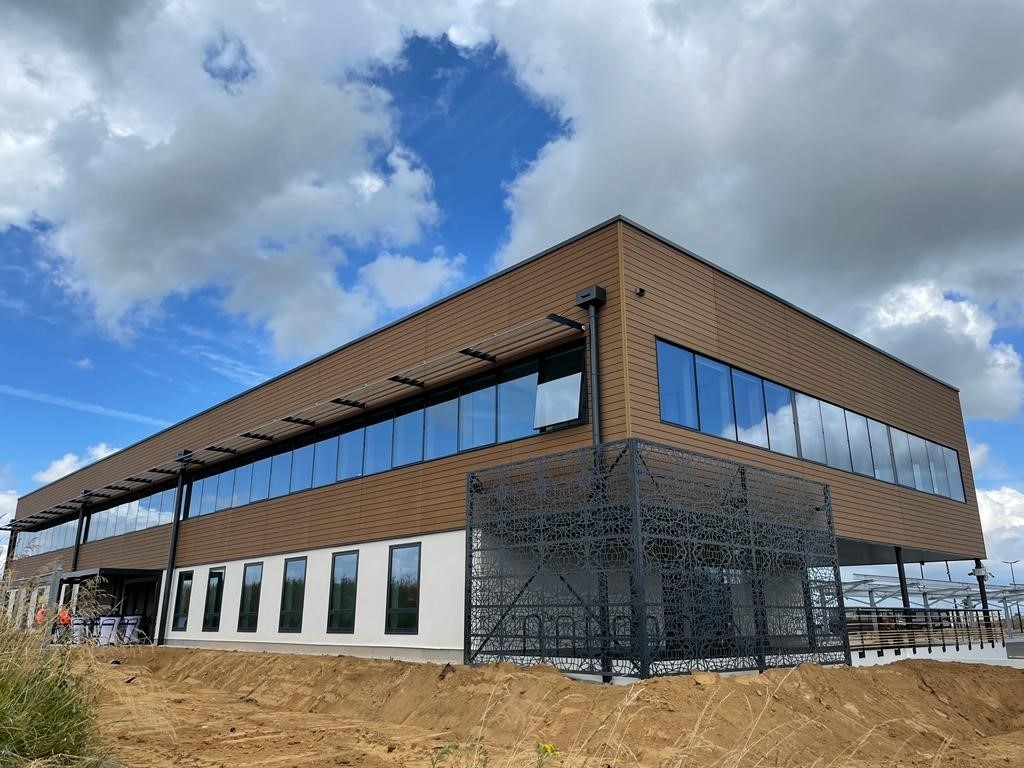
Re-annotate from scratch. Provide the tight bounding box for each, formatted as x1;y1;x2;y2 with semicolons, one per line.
466;439;849;677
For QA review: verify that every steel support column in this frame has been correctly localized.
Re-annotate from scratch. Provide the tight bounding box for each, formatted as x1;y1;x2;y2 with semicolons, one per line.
156;468;188;646
895;546;911;609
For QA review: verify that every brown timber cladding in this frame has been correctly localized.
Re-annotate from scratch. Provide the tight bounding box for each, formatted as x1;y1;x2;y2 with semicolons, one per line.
619;223;985;559
13;223;628;570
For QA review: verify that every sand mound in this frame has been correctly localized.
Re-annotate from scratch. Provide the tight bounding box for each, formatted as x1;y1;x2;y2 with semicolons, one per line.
92;647;1024;767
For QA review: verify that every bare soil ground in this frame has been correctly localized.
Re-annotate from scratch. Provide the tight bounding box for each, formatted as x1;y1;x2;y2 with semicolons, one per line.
91;647;1024;767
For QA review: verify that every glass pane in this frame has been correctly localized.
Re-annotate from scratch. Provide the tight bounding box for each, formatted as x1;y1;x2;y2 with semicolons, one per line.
269;451;292;498
499;361;539;441
534;373;583;429
459;379;496;450
695;356;735;440
215;470;234;511
279;558;306;632
764;382;797;457
732;370;768;448
867;419;895;483
312;436;339;488
187;478;204;518
795;394;826;464
238;563;263;632
944;447;965;502
232;463;253;507
387;544;420;633
172;573;192;631
424;391;459;460
845;412;872;476
820;402;852;472
656;341;698;429
393;406;425;467
908;434;934;492
290;443;314;492
927;441;950;497
363;416;394;475
328;552;358;633
200;474;219;516
890;428;915;488
250;458;271;502
338;426;365;480
202;570;224;632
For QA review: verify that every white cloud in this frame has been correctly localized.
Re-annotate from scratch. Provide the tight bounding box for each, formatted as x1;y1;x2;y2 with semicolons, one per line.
32;442;119;485
70;357;93;370
0;383;170;428
857;282;1023;421
970;441;991;473
978;487;1024;567
358;249;466;312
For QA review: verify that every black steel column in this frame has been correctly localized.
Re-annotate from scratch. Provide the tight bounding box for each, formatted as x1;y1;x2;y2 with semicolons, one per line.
974;558;990;610
70;504;87;571
895;546;911;608
628;440;650;678
156;468;188;646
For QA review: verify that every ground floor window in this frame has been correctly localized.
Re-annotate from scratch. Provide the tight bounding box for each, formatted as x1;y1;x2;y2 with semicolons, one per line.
202;568;225;632
327;551;358;633
385;543;420;634
279;557;306;633
237;562;263;632
172;571;193;631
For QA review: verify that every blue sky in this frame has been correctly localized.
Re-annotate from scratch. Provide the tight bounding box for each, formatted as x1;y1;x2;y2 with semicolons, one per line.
1;2;1022;585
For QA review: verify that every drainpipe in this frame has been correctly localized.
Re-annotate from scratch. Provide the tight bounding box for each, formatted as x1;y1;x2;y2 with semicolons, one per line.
575;286;606;446
156;460;189;646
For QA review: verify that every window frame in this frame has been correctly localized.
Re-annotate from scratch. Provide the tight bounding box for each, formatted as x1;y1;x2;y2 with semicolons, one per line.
278;556;307;634
326;550;359;635
201;567;226;632
385;543;421;636
171;570;194;632
237;561;264;633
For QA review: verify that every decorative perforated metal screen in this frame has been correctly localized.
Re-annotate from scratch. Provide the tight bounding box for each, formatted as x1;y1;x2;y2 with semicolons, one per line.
465;439;849;677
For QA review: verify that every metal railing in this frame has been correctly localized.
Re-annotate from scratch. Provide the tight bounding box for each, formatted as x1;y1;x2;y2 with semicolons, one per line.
846;607;1004;656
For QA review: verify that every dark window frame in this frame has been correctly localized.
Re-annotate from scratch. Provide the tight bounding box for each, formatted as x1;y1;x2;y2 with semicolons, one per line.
237;561;264;633
326;550;359;634
278;556;307;633
201;567;226;632
171;570;194;632
385;543;421;636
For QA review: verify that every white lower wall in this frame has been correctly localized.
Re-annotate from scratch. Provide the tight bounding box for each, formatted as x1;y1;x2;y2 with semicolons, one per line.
164;530;465;660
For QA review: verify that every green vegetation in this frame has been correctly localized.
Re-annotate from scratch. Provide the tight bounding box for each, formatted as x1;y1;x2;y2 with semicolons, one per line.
0;581;109;768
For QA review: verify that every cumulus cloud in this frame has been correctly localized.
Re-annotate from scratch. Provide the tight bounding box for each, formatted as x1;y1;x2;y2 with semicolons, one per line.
0;1;460;356
857;283;1023;420
978;487;1024;567
358;249;466;312
32;442;119;485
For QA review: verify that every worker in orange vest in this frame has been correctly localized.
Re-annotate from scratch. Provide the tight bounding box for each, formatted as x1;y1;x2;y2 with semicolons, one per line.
34;604;47;627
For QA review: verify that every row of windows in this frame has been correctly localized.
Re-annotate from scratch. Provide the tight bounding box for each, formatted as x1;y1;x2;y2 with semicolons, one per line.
172;543;421;636
656;340;966;502
11;518;78;559
184;344;584;520
13;343;586;560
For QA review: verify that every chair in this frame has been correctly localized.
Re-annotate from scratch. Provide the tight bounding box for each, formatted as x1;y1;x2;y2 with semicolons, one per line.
70;617;90;645
119;615;143;644
96;616;120;646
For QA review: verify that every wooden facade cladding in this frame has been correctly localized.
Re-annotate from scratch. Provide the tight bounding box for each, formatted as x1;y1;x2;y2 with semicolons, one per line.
15;224;627;522
618;223;985;560
5;547;73;582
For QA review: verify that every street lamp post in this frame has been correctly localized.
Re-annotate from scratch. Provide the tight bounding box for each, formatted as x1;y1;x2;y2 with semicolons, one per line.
1002;559;1020;634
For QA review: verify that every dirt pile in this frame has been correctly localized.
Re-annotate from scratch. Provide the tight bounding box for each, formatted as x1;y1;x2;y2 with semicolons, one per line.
92;647;1024;767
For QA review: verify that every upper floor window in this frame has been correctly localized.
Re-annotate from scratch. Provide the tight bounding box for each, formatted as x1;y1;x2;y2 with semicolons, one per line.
654;338;967;503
